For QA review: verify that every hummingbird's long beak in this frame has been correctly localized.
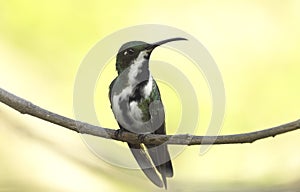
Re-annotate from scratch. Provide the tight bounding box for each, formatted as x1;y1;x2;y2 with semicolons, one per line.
146;37;187;51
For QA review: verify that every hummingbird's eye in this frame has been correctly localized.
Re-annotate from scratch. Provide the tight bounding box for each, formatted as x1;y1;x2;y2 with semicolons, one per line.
123;48;134;56
128;48;135;55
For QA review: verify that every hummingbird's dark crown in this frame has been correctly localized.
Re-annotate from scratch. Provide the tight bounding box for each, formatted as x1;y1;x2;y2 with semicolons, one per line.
118;41;148;53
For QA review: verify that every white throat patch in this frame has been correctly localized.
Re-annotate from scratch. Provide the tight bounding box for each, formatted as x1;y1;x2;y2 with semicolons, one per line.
128;50;149;85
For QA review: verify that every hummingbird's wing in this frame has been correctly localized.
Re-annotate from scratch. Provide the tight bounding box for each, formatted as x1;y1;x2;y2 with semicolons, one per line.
108;78;116;107
145;123;173;189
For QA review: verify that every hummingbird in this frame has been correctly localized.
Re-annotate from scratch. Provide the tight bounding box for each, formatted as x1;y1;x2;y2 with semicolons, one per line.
109;37;187;188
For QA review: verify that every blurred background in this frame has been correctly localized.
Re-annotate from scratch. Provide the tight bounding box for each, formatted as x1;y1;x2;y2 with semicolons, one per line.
1;1;300;191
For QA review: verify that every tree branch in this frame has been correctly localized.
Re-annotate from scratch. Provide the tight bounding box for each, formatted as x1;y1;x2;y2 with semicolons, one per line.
0;87;299;145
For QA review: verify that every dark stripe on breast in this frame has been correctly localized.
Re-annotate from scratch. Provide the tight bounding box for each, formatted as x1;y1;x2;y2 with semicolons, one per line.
129;80;149;103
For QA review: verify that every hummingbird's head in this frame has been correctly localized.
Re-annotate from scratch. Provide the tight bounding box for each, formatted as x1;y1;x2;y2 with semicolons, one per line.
115;37;187;74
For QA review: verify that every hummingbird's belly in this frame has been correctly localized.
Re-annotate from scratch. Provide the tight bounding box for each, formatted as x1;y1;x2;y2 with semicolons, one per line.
110;74;163;133
111;86;145;132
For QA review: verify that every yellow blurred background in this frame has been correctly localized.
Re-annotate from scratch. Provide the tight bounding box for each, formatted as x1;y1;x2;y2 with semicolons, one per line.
1;1;300;191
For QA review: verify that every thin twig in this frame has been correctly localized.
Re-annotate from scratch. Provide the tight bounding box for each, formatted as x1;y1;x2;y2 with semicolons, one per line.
0;87;299;145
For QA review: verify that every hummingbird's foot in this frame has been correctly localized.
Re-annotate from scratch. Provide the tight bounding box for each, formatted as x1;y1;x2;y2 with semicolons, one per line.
114;129;125;139
137;133;151;143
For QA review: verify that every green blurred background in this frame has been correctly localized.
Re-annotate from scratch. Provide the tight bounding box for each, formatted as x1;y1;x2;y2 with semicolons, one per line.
1;1;300;191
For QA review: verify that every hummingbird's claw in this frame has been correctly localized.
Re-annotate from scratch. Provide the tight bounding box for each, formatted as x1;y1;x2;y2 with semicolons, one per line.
114;129;125;139
138;133;151;143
